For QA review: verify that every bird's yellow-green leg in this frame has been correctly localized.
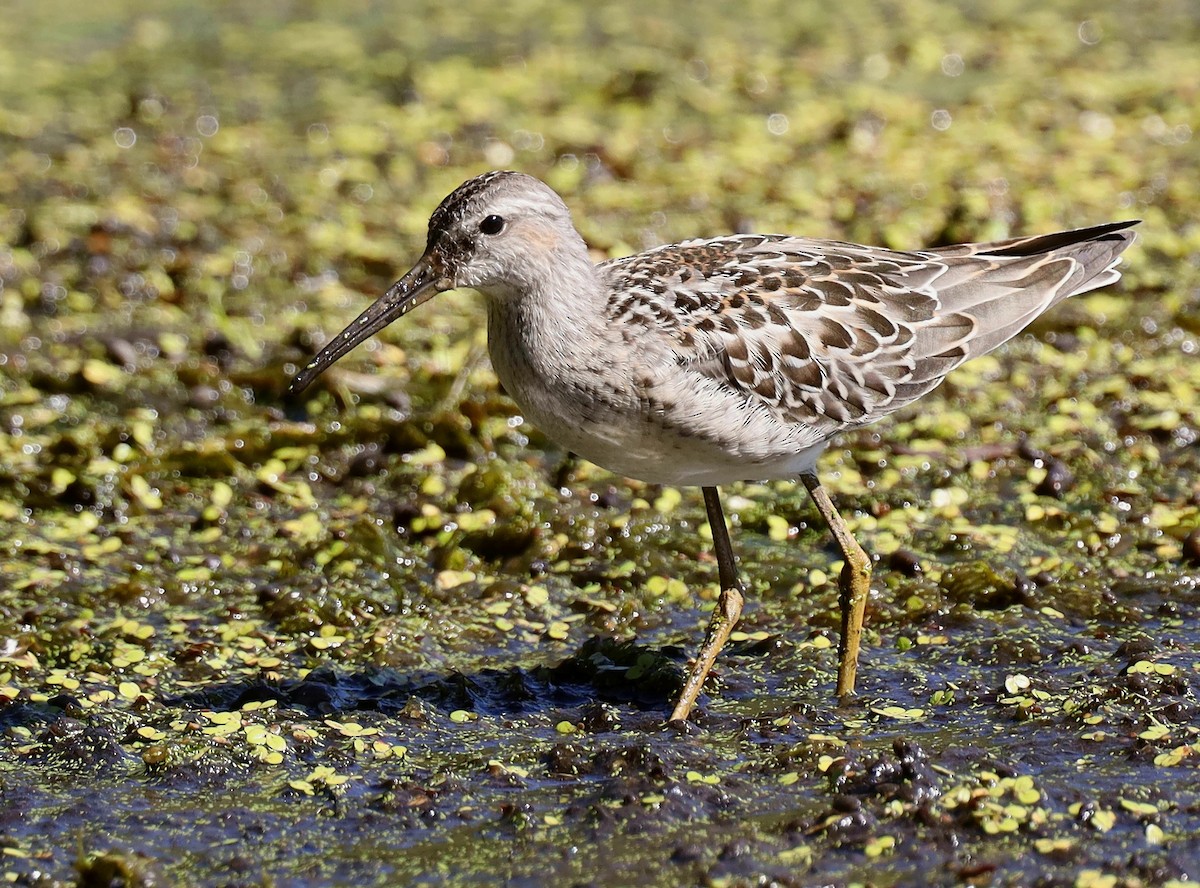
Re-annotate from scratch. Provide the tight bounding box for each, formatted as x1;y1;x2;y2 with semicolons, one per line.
801;472;871;698
670;486;744;723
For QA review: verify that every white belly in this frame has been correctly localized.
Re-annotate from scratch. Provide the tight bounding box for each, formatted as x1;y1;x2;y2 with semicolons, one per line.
489;338;826;485
556;417;828;486
485;297;830;486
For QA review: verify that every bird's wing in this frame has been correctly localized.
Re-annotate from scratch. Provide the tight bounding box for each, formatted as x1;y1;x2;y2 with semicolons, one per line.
600;223;1135;433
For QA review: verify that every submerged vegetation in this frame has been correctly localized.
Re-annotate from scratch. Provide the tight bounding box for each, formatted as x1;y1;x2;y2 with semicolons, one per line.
0;0;1198;884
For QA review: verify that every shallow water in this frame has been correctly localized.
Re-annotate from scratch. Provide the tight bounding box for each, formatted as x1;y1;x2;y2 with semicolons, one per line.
1;1;1199;885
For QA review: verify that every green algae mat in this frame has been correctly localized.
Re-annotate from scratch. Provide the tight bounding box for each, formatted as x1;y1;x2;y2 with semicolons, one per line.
2;1;1199;885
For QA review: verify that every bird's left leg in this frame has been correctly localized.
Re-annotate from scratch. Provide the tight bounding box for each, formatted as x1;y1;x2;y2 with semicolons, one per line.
669;486;744;723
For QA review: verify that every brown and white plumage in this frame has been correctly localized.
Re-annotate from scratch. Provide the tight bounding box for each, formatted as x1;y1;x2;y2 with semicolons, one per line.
290;170;1137;719
602;223;1134;455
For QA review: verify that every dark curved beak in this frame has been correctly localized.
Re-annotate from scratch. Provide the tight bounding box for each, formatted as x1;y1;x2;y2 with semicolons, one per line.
289;253;448;395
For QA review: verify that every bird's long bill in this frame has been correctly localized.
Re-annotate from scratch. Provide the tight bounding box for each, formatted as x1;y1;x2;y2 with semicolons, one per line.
288;254;444;395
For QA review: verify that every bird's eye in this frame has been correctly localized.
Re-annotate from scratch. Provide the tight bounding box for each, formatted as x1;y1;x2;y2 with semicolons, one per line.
479;215;505;235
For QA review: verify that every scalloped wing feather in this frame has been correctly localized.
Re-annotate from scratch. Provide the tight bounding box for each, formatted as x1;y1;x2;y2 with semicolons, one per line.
601;222;1136;438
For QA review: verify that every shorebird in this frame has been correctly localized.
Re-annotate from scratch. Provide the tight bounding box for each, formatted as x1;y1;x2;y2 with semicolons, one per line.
289;170;1137;723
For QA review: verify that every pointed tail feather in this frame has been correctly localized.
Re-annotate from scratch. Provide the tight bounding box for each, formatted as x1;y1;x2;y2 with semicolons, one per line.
973;219;1139;302
926;220;1138;363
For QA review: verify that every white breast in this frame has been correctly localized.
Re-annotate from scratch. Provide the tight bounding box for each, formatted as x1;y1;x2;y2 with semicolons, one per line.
486;299;828;485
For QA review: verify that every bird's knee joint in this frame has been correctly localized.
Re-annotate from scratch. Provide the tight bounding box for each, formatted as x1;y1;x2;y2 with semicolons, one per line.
718;587;744;622
841;552;870;579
